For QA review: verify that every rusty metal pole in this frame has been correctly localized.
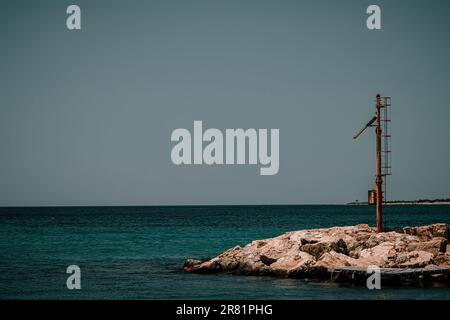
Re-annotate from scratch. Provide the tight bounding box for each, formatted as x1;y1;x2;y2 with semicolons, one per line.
375;94;383;233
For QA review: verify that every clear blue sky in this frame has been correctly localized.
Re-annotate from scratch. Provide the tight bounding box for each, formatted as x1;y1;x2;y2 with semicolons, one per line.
1;0;449;206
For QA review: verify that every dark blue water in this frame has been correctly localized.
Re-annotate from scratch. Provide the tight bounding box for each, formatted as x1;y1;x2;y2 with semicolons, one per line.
1;205;449;299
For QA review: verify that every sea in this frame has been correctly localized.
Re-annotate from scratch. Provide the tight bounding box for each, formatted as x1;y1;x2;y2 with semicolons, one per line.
0;205;449;300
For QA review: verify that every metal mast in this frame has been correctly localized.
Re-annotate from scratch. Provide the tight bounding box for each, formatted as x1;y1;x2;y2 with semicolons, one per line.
375;94;383;233
353;94;391;233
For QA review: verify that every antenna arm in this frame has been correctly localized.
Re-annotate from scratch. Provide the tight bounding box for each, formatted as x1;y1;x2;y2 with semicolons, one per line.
353;116;377;139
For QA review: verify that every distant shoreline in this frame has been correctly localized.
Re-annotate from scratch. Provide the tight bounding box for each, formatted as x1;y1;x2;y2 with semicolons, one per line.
1;202;450;208
348;200;450;206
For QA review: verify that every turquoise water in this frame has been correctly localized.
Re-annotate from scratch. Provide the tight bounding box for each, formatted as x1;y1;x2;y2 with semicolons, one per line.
0;205;449;300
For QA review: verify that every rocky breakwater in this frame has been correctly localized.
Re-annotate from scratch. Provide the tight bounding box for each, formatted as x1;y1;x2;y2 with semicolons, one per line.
184;224;450;283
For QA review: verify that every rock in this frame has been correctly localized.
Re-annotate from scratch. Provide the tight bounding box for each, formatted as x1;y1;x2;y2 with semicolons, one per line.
270;251;315;276
260;255;277;266
358;242;397;267
300;239;348;259
402;223;449;240
184;223;450;282
406;238;447;256
396;251;434;268
183;258;203;272
432;253;450;267
313;251;360;271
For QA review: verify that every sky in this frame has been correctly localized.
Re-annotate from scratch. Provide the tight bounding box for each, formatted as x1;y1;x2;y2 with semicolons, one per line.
0;0;449;206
